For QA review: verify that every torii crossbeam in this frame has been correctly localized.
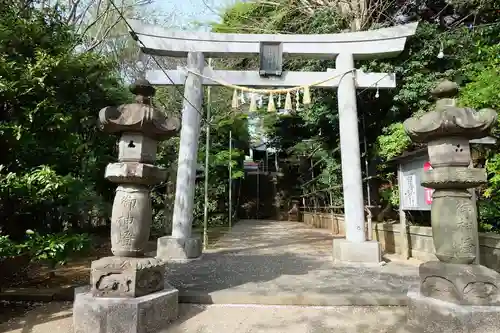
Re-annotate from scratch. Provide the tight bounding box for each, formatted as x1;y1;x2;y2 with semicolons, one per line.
128;20;418;264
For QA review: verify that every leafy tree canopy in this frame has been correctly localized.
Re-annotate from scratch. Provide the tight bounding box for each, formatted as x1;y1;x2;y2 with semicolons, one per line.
0;3;130;238
213;0;500;224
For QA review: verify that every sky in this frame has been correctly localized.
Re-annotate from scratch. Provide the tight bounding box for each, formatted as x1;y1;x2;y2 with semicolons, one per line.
152;0;266;150
154;0;234;30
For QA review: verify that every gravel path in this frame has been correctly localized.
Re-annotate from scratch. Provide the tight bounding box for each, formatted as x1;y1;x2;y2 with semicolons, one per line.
0;302;413;333
0;219;421;332
167;219;420;306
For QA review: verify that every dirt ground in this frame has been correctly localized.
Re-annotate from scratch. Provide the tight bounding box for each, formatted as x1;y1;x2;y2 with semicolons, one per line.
2;226;227;291
0;237;110;325
2;236;112;291
0;225;222;324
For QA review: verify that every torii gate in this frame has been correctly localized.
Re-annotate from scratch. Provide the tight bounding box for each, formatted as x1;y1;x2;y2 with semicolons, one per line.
128;20;418;264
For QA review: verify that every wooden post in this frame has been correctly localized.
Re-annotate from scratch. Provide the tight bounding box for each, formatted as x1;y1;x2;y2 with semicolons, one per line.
203;59;212;250
398;163;410;260
362;113;372;240
256;164;260;219
366;206;373;241
229;130;233;229
470;159;480;264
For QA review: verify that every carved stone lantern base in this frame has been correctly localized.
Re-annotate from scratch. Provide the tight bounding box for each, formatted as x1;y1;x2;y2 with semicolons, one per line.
418;261;500;306
74;285;178;333
407;285;500;333
406;260;500;332
90;256;166;298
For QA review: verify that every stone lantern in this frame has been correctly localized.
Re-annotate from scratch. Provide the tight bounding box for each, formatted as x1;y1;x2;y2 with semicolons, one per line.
404;80;500;332
73;79;181;333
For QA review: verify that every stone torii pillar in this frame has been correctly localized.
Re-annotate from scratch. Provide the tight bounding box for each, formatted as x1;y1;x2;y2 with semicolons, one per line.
404;80;500;333
156;52;205;261
331;53;381;264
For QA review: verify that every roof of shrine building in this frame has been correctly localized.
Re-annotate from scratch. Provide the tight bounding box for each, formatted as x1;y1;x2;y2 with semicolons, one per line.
127;20;418;60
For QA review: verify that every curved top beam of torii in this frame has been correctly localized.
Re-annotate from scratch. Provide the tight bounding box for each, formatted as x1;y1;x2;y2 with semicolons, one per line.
128;20;418;60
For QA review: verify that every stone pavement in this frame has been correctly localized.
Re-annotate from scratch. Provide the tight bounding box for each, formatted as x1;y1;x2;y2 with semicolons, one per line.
0;219;422;332
167;219;420;306
0;302;412;333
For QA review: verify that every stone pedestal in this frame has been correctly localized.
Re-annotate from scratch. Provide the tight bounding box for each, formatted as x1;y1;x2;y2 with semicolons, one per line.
407;261;500;332
418;261;500;305
403;80;500;332
157;235;203;261
73;79;181;333
332;239;382;264
407;286;500;333
91;257;166;298
74;286;178;333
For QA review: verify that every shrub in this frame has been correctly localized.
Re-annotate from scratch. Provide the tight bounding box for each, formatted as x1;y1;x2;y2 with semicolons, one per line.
0;234;23;258
10;230;92;277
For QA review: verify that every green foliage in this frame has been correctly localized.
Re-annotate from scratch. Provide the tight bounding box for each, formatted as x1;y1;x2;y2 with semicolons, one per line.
213;2;275;33
460;44;500;110
0;3;129;238
214;0;500;224
1;0;498;250
458;43;500;230
0;166;88;224
152;85;249;234
376;123;412;161
20;229;91;267
0;234;22;258
484;155;500;198
460;70;500;110
0;229;91;271
479;199;500;233
243;22;347;201
191;109;248;228
377;172;399;208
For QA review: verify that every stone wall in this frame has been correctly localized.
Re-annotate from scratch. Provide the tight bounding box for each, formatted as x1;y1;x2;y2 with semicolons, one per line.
301;212;500;271
372;223;437;261
302;212;346;235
